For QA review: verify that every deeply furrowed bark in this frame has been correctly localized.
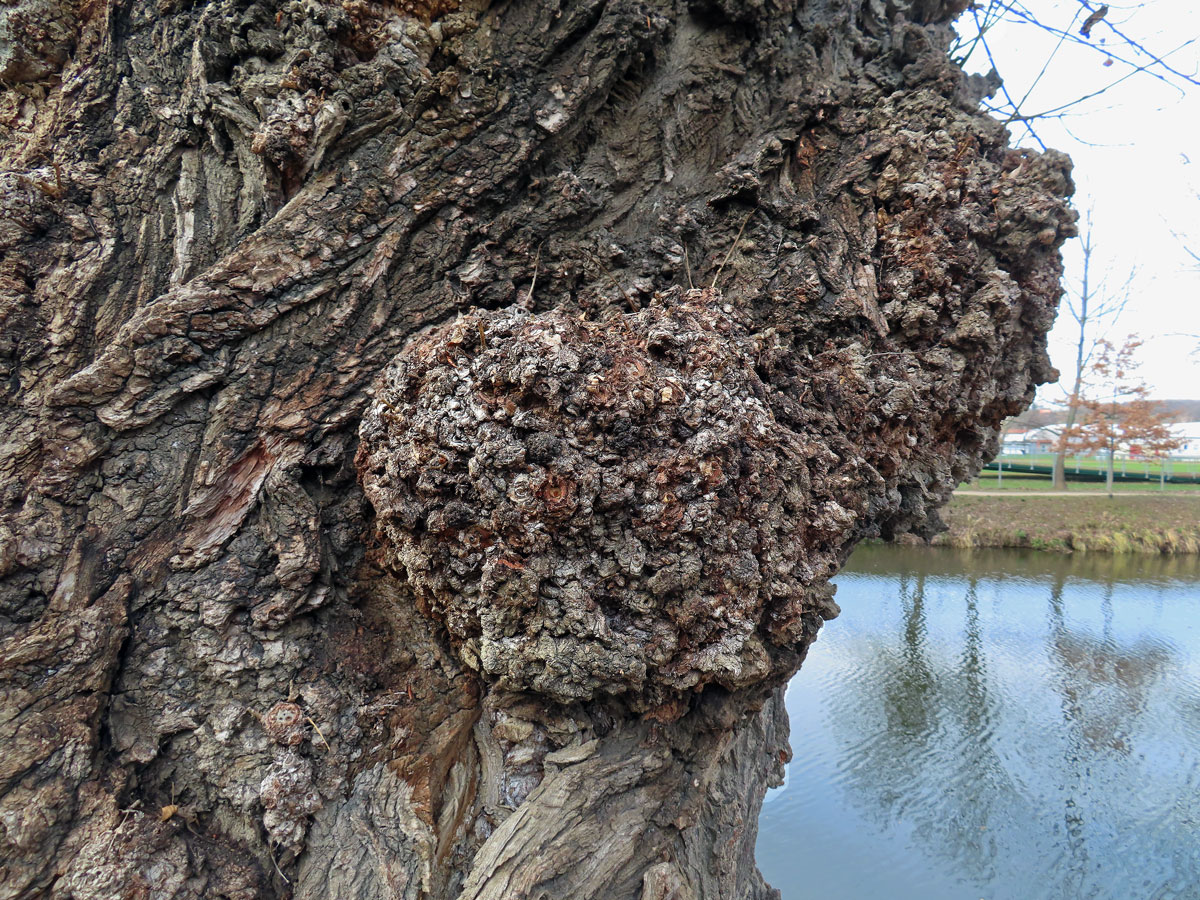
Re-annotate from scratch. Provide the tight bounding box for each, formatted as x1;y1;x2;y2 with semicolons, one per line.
0;0;1073;897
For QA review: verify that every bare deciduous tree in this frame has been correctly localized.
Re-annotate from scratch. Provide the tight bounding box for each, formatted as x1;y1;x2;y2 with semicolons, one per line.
1050;210;1132;489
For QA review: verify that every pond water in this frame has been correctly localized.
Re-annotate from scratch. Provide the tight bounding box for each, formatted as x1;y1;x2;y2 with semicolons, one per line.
756;545;1200;900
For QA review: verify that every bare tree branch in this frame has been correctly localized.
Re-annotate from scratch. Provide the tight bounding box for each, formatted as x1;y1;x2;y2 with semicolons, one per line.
951;1;1199;132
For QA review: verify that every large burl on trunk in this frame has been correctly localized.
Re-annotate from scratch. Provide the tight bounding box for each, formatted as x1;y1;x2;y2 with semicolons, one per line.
0;0;1073;896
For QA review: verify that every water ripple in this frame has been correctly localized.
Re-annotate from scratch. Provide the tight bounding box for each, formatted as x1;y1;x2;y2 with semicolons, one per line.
758;545;1200;900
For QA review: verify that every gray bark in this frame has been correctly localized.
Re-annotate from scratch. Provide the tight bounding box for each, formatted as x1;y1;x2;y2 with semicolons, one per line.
1053;222;1092;491
0;0;1073;897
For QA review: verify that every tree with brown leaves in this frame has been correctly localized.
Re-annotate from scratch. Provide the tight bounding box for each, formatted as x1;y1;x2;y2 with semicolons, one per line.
1061;338;1181;495
1049;212;1131;489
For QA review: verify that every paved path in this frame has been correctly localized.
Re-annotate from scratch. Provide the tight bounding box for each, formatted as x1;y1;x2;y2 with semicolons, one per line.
954;490;1198;497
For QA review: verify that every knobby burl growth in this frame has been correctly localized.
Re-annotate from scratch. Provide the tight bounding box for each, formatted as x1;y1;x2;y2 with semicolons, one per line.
358;291;840;710
357;86;1077;716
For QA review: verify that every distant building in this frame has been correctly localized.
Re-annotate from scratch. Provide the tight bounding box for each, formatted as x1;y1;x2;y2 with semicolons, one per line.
1168;422;1200;458
1003;422;1200;459
1003;427;1056;454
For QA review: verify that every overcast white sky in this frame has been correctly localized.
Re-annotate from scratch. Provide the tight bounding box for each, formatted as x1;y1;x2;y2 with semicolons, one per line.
958;1;1200;401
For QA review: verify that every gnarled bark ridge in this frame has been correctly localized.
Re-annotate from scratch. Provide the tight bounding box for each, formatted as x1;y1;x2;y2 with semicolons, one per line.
0;0;1072;896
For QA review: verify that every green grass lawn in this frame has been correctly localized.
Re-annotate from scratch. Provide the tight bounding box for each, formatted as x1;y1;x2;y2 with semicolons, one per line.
963;472;1200;493
989;453;1200;479
937;493;1200;553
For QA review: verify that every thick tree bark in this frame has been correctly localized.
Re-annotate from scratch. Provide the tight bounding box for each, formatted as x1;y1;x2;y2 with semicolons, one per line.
0;0;1073;897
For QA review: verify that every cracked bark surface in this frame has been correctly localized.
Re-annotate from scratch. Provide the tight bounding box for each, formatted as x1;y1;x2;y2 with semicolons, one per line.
0;0;1073;897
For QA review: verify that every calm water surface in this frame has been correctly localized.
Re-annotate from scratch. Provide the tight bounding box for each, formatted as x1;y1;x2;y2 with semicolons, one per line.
757;546;1200;900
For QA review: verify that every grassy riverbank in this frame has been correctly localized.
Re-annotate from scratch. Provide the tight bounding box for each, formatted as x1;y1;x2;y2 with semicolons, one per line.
933;493;1200;553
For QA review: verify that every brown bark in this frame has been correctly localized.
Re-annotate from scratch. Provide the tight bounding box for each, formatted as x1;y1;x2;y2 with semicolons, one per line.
0;0;1073;897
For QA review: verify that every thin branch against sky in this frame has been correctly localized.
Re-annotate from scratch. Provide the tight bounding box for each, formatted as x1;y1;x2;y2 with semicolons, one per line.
1012;6;1082;113
951;1;1200;399
967;4;1048;148
953;1;1200;124
1001;4;1198;92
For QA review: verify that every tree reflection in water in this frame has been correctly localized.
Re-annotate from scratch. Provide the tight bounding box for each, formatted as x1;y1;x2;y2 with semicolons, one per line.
1048;577;1173;757
784;547;1200;899
829;570;1026;884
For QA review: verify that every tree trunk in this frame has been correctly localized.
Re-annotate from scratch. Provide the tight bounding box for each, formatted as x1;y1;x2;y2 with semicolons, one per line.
1052;412;1074;489
0;0;1073;897
1052;223;1094;491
